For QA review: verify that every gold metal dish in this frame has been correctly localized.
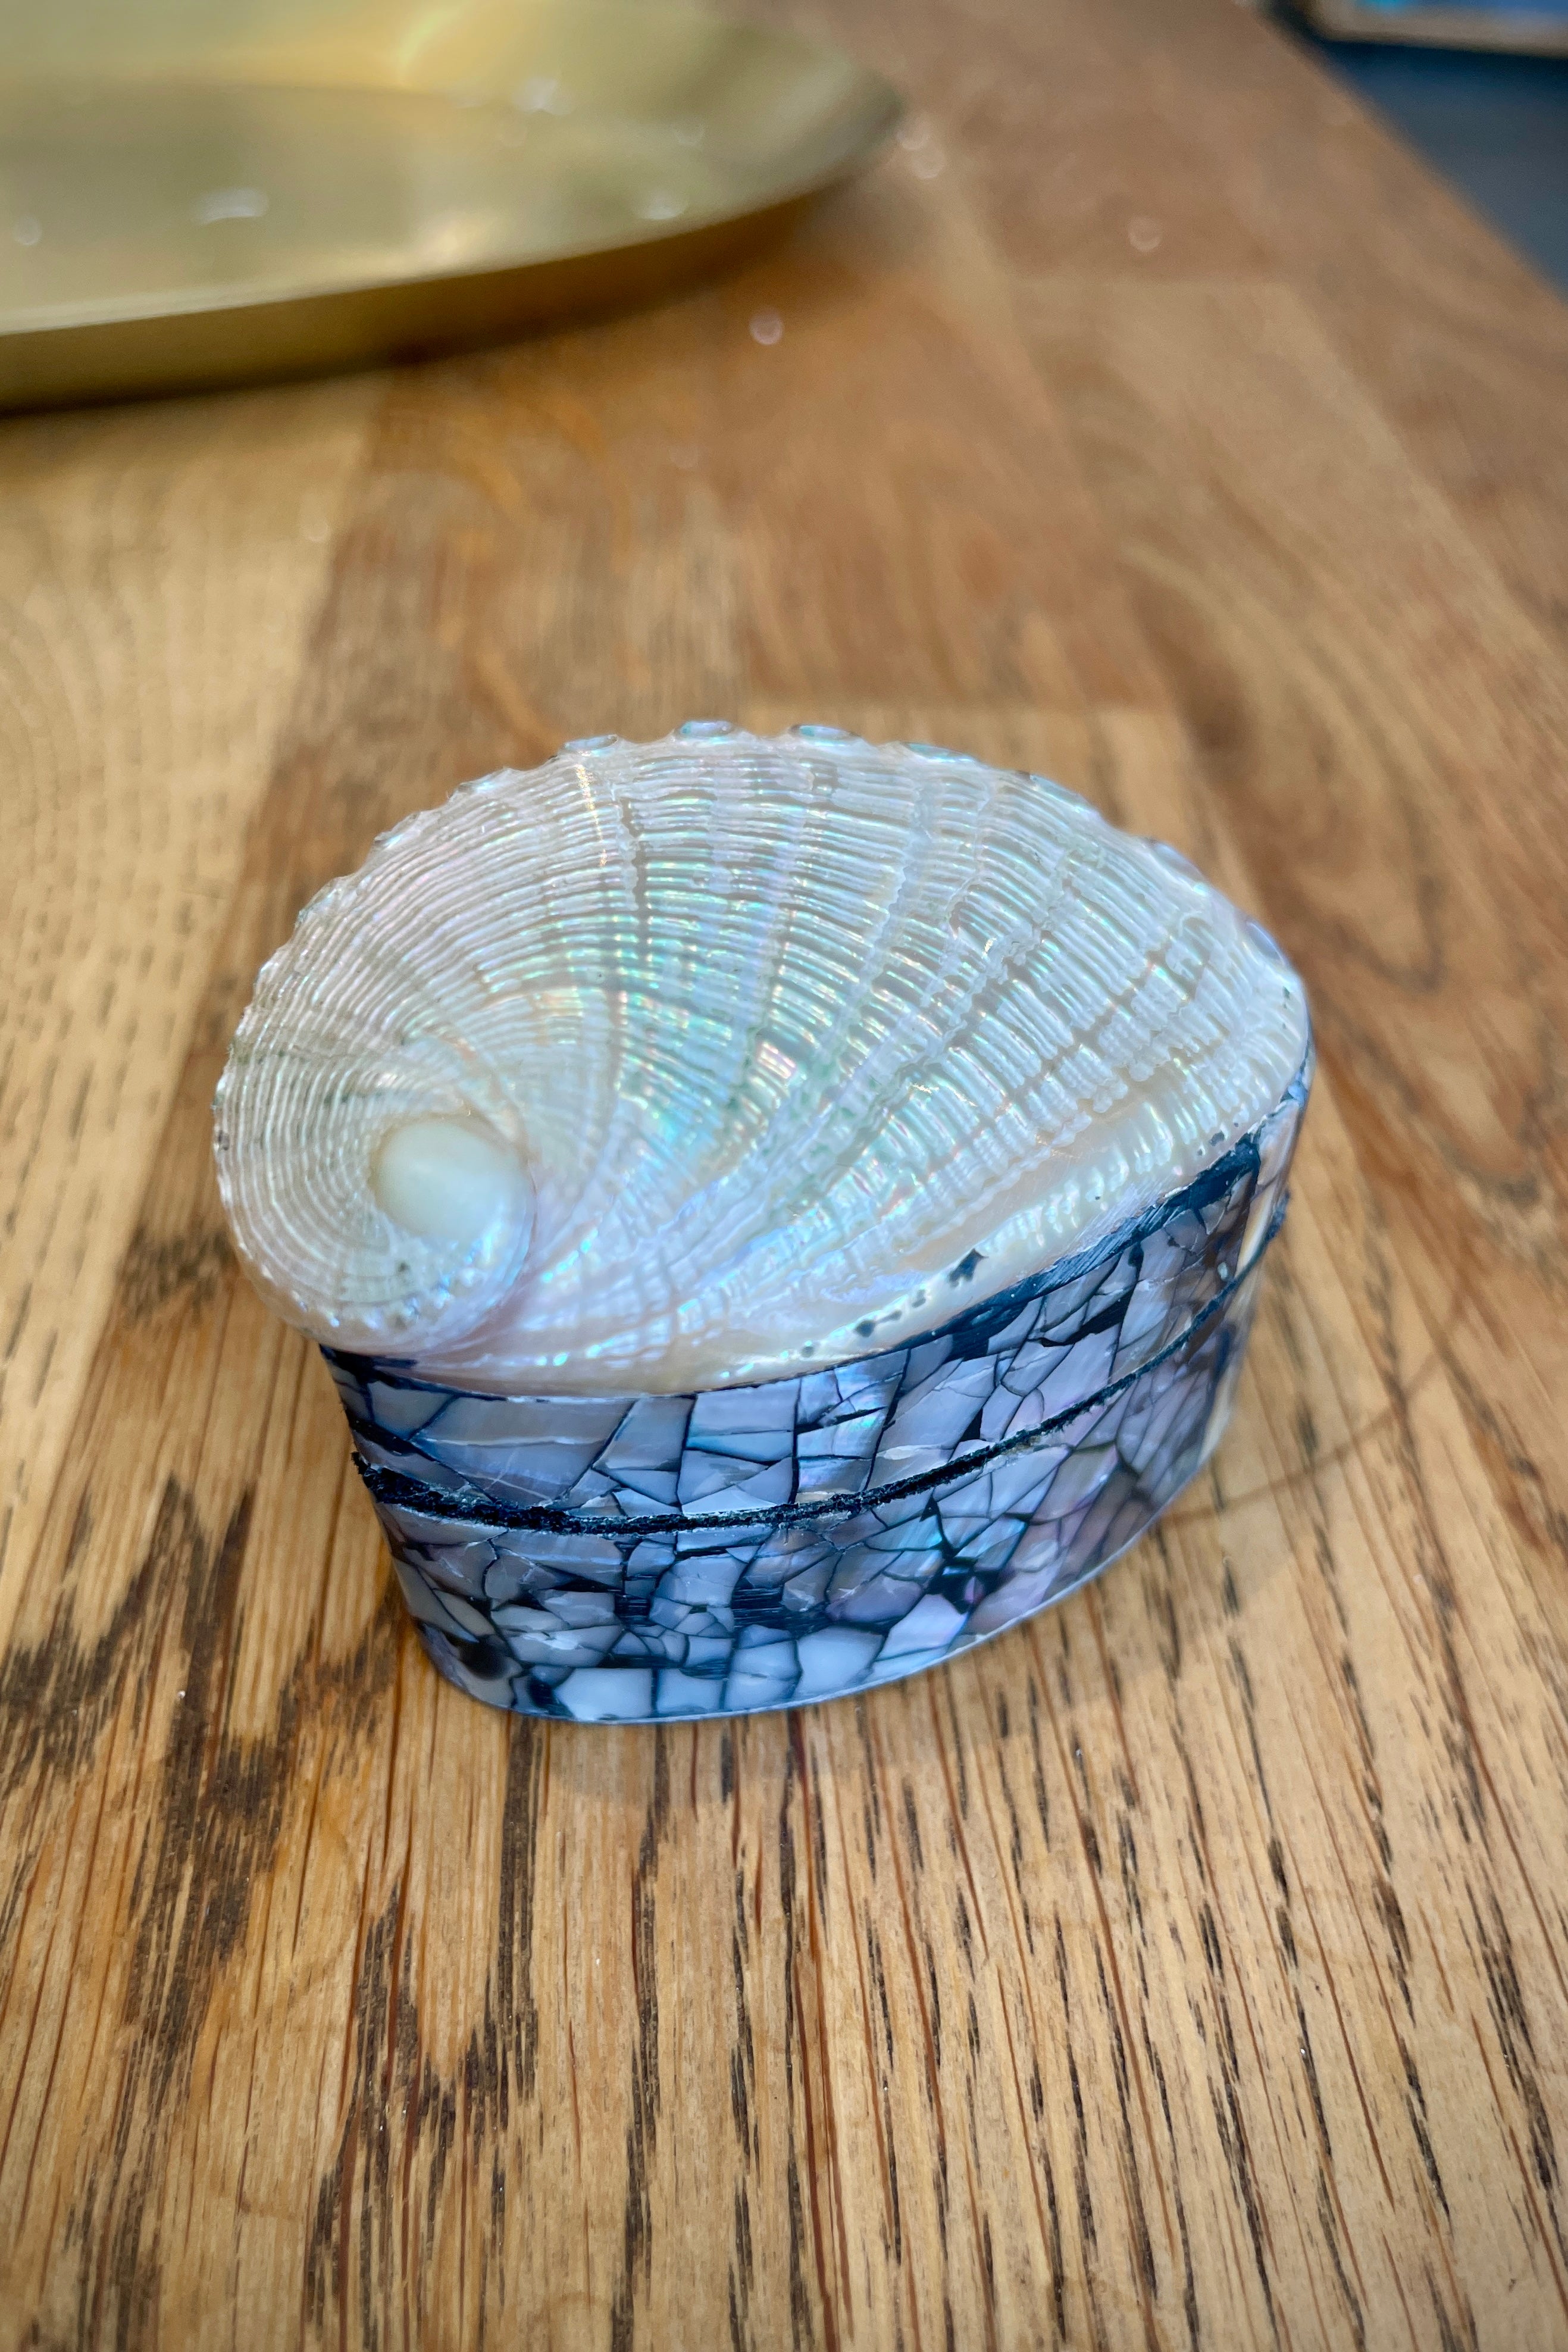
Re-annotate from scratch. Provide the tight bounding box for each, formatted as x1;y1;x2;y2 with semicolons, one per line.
0;1;901;409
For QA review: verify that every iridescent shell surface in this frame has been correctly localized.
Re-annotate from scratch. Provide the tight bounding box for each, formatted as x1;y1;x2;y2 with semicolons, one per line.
215;724;1311;1399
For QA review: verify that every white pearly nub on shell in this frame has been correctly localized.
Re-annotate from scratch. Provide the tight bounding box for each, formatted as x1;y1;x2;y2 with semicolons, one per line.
214;724;1310;1395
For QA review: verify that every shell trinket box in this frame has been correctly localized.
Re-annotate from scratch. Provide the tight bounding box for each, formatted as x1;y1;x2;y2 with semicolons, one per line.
214;723;1311;1722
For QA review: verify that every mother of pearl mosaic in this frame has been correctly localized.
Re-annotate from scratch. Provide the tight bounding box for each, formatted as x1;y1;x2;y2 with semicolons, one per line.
216;724;1311;1720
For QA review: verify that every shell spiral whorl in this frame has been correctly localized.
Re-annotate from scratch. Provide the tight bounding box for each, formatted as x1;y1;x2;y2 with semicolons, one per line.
214;724;1311;1393
214;855;538;1355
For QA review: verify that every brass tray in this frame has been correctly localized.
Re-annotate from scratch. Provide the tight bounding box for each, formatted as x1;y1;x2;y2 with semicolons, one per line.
0;1;901;409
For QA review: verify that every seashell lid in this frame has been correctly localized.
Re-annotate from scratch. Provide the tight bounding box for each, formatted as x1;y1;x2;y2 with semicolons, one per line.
214;724;1310;1396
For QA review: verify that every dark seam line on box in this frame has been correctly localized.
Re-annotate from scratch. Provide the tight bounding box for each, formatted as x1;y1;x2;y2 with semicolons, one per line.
352;1205;1284;1542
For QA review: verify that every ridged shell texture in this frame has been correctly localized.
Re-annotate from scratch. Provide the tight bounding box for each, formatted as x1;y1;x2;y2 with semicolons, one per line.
215;724;1310;1393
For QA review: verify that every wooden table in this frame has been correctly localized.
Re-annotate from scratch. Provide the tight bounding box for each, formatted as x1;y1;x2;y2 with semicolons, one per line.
5;0;1568;2342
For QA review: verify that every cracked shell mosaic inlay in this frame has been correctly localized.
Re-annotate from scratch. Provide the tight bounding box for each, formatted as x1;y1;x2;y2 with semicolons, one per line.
331;1064;1307;1719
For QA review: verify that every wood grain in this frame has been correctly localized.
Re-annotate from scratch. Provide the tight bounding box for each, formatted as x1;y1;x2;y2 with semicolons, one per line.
0;380;376;1619
1022;276;1568;1588
4;2;1568;2344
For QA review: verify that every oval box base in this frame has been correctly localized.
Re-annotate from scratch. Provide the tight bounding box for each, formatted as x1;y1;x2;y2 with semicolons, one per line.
327;1062;1306;1724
